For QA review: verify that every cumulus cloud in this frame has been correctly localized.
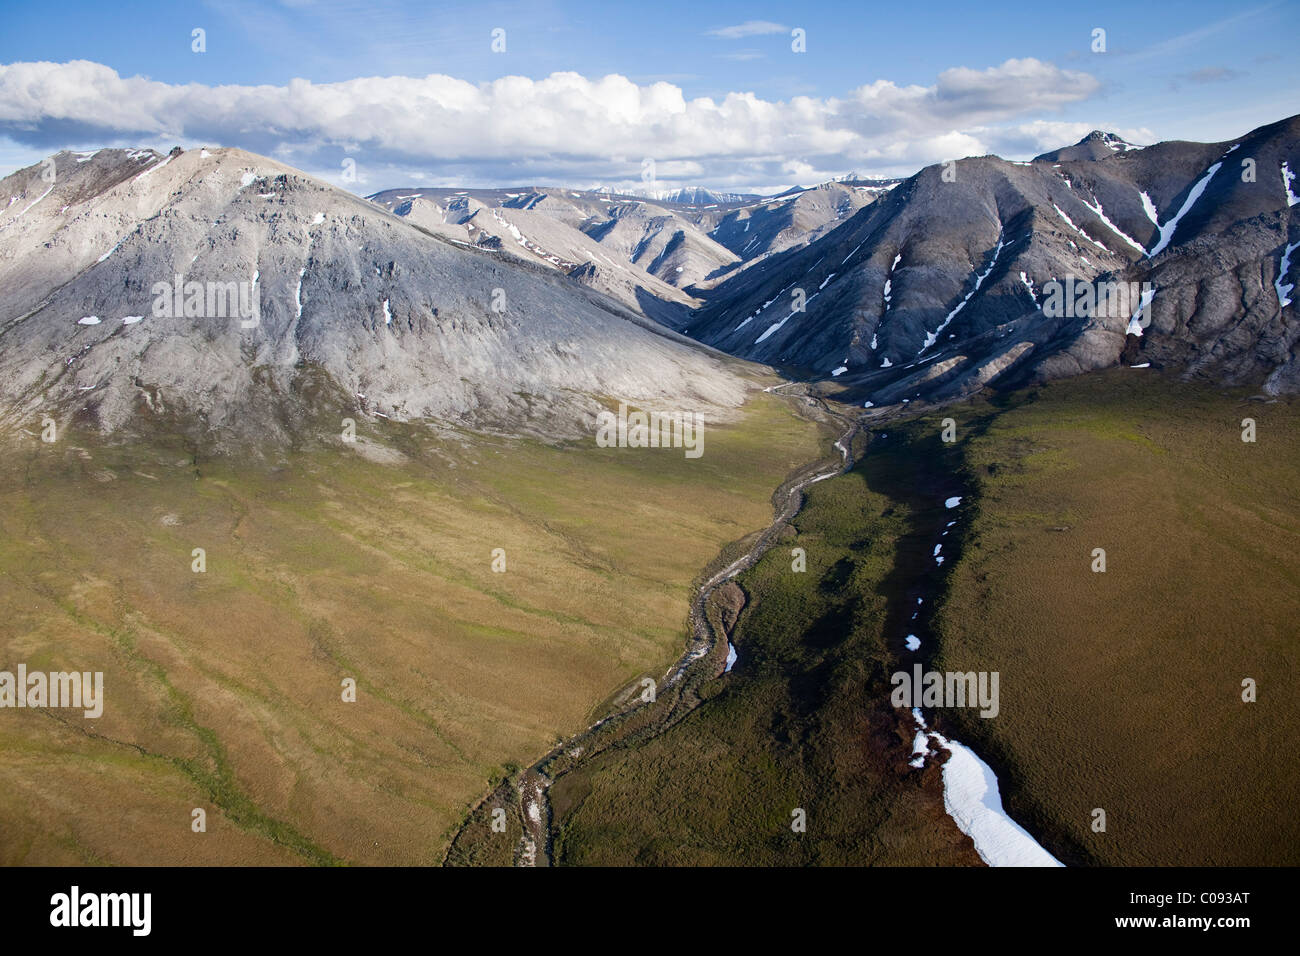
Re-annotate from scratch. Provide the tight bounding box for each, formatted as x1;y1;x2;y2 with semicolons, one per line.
977;119;1155;158
0;58;1103;190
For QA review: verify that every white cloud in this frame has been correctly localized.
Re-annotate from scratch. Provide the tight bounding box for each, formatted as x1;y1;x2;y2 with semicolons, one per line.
0;58;1103;189
979;120;1156;158
705;20;788;39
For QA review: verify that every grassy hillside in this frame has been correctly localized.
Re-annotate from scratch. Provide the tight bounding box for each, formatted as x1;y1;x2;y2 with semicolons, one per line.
0;390;825;865
932;370;1300;866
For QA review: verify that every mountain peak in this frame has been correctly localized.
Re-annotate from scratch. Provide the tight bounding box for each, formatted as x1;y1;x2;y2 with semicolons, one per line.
1080;130;1137;151
1034;130;1143;162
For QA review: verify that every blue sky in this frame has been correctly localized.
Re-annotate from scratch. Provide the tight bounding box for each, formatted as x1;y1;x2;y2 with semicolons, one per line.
0;0;1295;192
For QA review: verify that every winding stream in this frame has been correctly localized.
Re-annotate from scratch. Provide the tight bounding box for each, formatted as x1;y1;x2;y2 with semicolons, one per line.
500;393;858;865
452;390;1058;868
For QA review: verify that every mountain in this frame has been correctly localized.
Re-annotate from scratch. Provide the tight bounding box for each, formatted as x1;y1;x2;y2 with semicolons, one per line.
366;179;904;315
5;115;1295;456
364;186;745;323
0;148;756;451
592;185;755;205
0;147;826;872
700;179;902;272
682;114;1300;404
643;186;753;206
1034;130;1143;163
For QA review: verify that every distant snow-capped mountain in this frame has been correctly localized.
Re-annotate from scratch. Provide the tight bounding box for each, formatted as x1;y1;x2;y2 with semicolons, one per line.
589;185;754;206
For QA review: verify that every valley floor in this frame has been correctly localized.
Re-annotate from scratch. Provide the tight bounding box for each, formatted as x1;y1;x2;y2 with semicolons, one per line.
545;371;1299;866
4;370;1292;867
0;391;826;865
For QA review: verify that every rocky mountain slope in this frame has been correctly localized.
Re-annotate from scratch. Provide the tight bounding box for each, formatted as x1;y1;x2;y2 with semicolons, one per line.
365;179;899;326
683;115;1300;404
368;186;743;290
701;179;901;270
0;148;755;451
5;115;1295;451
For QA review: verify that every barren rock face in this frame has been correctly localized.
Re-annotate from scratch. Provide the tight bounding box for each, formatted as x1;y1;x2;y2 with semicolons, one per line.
366;186;714;326
683;115;1300;404
0;147;754;451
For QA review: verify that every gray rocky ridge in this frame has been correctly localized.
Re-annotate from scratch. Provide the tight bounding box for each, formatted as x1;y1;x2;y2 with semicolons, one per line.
0;147;754;450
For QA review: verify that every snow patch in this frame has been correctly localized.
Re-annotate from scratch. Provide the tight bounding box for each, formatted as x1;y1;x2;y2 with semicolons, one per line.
1139;191;1159;225
1147;162;1222;258
1078;194;1147;255
1019;271;1039;309
97;238;125;263
6;183;54;222
1052;205;1108;252
921;236;1004;352
1126;287;1156;335
931;729;1064;867
1276;241;1298;308
134;155;172;181
756;315;791;343
1282;162;1299;207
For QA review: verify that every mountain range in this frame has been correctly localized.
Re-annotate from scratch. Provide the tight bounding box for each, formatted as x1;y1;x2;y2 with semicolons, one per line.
1;116;1296;450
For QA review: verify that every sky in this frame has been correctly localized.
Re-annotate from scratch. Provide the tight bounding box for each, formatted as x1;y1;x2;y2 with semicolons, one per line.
0;0;1295;194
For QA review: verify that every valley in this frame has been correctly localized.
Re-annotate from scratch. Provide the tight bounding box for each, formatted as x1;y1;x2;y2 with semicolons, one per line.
542;371;1298;867
0;112;1296;870
0;393;827;864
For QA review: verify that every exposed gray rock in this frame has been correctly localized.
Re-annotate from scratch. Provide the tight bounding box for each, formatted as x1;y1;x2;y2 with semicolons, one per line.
0;147;756;452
